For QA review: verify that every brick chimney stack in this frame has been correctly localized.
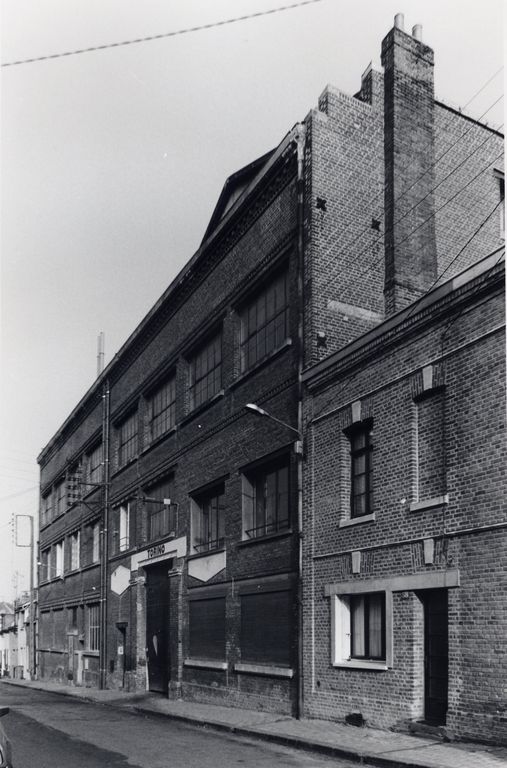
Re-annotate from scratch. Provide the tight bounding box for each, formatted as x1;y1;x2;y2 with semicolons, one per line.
381;15;438;315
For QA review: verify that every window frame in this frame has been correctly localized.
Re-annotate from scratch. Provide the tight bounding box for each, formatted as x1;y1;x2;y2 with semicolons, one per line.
54;540;64;578
239;268;289;373
146;478;176;542
345;419;374;519
331;590;391;670
86;604;100;651
87;442;103;486
91;521;100;564
150;375;176;441
242;455;290;540
70;531;80;571
118;411;138;467
188;331;222;411
54;479;67;517
190;484;225;554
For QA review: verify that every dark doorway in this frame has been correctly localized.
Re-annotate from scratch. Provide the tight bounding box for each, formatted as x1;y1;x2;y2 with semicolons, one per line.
146;562;170;694
423;589;448;725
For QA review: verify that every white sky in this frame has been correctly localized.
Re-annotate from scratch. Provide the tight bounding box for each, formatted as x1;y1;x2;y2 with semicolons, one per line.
0;0;504;600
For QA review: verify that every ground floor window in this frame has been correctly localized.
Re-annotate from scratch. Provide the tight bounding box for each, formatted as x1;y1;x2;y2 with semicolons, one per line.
332;590;389;668
240;590;292;666
188;597;225;660
86;604;100;651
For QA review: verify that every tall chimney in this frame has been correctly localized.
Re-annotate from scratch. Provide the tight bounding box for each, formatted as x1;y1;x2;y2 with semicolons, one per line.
381;18;437;315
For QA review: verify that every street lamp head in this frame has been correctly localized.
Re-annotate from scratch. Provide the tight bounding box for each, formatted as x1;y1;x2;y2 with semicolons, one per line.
245;403;268;417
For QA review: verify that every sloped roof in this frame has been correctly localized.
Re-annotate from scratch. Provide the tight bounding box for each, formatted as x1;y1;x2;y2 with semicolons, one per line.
201;148;275;244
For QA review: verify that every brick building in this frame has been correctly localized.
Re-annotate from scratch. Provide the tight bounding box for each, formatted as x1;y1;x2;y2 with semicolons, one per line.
301;18;505;744
37;15;504;725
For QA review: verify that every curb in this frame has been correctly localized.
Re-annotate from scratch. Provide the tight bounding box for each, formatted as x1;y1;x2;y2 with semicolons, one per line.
132;705;436;768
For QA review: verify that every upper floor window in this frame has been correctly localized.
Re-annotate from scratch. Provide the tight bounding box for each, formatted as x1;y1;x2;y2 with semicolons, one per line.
146;478;176;542
188;332;222;411
190;484;225;554
112;503;130;554
495;169;505;238
54;479;67;517
242;456;290;540
240;270;289;372
118;411;138;467
346;420;374;518
40;548;51;581
87;442;103;485
150;376;176;440
70;531;80;571
54;540;64;577
41;492;52;527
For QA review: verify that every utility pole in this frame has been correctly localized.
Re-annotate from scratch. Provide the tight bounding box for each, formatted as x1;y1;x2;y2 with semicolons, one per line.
15;514;36;679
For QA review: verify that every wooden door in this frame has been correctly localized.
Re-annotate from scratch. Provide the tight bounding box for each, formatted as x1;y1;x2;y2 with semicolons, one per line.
424;589;448;725
146;563;170;694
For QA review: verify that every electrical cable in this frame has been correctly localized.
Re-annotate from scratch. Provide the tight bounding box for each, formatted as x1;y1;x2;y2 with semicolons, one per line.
1;0;325;68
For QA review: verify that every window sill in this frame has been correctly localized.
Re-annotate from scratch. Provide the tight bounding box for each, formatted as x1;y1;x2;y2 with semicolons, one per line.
181;390;225;426
409;495;449;513
187;547;226;562
237;529;294;548
184;658;227;671
83;650;100;657
339;513;375;528
141;426;178;456
234;662;294;678
333;659;388;671
230;339;293;390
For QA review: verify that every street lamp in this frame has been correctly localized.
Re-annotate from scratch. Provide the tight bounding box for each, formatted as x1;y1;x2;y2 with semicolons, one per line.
244;403;301;442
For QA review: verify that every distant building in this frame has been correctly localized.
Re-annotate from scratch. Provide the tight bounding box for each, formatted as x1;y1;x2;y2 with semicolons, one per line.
0;603;15;677
37;13;504;735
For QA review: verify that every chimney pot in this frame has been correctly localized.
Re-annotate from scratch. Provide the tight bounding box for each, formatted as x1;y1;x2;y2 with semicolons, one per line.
394;13;405;30
412;24;423;41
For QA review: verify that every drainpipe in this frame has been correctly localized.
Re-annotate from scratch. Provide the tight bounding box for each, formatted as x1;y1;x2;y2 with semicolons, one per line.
294;121;306;720
99;380;111;689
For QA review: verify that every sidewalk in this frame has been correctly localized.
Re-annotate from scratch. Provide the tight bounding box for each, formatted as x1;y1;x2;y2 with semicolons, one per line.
2;677;506;768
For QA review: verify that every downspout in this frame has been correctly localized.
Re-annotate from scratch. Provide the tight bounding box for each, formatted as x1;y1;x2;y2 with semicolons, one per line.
99;380;111;689
294;121;306;720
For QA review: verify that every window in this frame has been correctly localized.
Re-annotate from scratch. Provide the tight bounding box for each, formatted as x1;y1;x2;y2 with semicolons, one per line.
188;333;222;410
332;591;389;667
41;493;52;527
70;531;80;571
92;521;100;563
350;593;385;660
242;457;290;539
112;504;130;553
87;604;100;651
40;548;50;581
346;421;373;518
118;411;138;467
416;391;445;501
191;485;225;554
240;590;292;666
495;169;505;237
240;270;289;371
150;376;176;440
146;478;176;541
87;443;103;485
189;598;225;660
54;479;67;516
55;540;64;577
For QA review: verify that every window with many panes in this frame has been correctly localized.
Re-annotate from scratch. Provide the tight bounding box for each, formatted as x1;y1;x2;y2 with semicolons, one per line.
189;598;225;660
70;531;80;571
118;411;138;467
87;604;100;651
146;478;176;541
191;485;225;554
87;442;103;485
150;376;176;440
41;492;53;527
240;270;289;372
188;333;222;410
54;479;67;516
242;457;290;539
346;420;374;518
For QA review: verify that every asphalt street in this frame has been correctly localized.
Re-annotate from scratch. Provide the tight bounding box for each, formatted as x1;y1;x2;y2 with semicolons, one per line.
0;683;354;768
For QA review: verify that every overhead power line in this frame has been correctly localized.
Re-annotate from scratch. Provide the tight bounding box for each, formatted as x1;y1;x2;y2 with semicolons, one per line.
1;0;325;68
